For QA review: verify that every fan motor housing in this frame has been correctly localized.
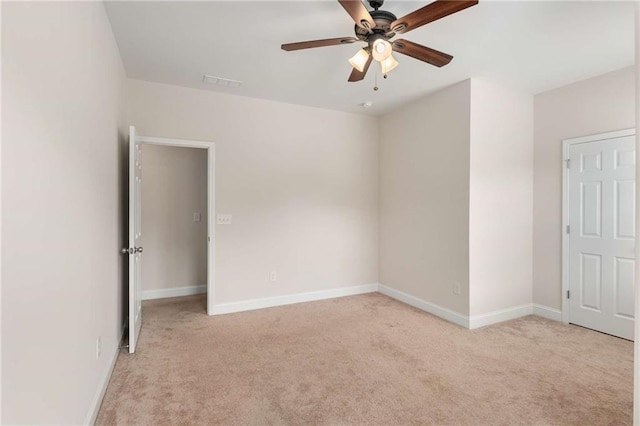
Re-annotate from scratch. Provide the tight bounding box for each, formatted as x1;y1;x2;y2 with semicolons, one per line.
368;0;384;10
354;9;397;41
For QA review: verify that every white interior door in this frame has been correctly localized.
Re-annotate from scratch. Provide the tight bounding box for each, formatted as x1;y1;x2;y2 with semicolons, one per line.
128;126;143;353
568;135;635;340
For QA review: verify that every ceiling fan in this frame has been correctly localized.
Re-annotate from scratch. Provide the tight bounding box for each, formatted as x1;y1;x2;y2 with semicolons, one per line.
281;0;478;84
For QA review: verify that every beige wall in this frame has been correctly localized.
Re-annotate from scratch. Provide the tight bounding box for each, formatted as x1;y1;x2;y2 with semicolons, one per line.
142;145;208;292
533;67;635;310
379;80;472;316
126;79;379;304
379;78;535;318
469;79;534;316
1;2;127;424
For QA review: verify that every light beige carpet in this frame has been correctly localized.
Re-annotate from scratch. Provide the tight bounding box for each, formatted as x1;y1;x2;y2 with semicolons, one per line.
96;293;633;425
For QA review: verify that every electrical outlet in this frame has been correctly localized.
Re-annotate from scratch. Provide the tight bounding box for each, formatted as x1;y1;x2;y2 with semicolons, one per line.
96;336;101;360
453;281;461;295
269;271;277;282
217;214;232;225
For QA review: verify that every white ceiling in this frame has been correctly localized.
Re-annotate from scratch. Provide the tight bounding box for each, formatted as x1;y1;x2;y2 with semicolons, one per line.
104;1;635;116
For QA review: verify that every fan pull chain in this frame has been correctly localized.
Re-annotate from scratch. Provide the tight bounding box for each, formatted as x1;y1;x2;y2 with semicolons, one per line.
373;64;379;91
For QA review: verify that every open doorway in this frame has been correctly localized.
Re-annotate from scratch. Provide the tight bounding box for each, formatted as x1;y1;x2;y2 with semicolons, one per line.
127;127;215;353
141;144;208;304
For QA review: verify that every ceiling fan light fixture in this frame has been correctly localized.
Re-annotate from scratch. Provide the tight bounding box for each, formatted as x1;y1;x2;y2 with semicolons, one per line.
281;0;478;83
371;38;392;62
348;48;370;72
380;55;398;74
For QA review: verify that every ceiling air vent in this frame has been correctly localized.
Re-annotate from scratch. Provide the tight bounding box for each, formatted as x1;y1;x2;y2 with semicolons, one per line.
202;75;242;88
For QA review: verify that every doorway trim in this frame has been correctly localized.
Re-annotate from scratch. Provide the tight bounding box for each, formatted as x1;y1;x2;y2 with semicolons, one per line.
137;134;216;315
561;128;636;324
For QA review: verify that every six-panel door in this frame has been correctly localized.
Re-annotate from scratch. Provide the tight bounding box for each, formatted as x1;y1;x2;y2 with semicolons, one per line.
569;135;635;340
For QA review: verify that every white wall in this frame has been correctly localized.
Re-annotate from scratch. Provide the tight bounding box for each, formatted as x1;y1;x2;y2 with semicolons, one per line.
126;79;379;304
379;80;472;316
142;145;207;293
469;79;534;316
533;67;635;310
379;78;534;320
634;7;639;420
1;2;127;424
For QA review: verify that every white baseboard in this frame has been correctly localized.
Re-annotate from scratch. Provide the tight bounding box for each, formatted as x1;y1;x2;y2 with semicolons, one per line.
468;304;533;329
210;283;379;315
141;285;206;301
377;284;469;328
84;324;125;425
378;284;540;330
532;304;563;322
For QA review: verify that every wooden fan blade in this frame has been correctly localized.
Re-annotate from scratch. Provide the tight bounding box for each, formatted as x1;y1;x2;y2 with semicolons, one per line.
390;0;478;34
281;37;359;51
392;39;453;67
338;0;375;30
348;54;373;82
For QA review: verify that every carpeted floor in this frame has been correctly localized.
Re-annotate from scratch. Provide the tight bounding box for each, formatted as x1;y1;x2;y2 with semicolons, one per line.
96;293;633;425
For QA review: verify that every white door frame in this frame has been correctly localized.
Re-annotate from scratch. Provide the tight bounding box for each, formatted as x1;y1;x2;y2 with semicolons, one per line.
561;128;636;324
137;134;216;315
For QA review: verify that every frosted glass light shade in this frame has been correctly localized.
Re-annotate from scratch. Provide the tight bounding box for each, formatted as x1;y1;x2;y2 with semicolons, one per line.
372;39;392;62
380;55;398;74
348;49;370;72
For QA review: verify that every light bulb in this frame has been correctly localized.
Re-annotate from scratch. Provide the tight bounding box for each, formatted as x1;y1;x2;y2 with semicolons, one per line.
380;55;398;74
348;49;370;73
372;38;392;62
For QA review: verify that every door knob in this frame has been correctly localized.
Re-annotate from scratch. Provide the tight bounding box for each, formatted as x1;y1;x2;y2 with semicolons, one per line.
121;247;143;254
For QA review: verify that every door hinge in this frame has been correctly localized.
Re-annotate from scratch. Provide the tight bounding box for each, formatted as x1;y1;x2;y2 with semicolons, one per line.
565;159;571;169
567;290;570;299
566;225;570;234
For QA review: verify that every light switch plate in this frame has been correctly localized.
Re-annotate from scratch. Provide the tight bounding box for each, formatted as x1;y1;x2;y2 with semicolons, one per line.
193;212;201;222
217;214;232;225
